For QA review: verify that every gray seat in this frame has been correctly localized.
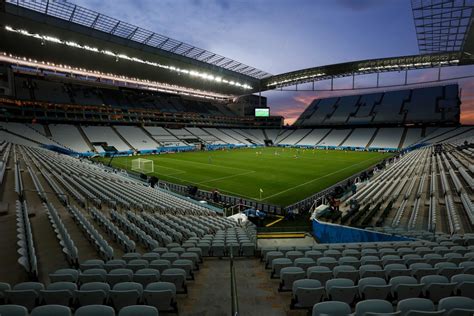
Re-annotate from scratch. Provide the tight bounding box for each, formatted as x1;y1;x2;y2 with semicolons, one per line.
291;279;324;309
122;253;141;262
118;305;158;316
451;274;474;299
40;281;77;306
361;256;382;266
0;305;28;316
305;250;323;261
75;282;110;306
104;260;126;272
286;250;304;261
180;252;199;269
211;243;225;257
126;259;149;272
358;277;390;300
5;282;44;311
79;269;107;284
161;268;187;293
420;275;456;303
312;301;351;316
80;259;104;271
279;267;305;291
385;263;410;279
0;282;10;303
307;266;333;285
149;260;171;273
271;258;293;278
438;296;474;316
265;251;284;268
110;282;143;310
133;268;160;287
339;256;360;269
31;305;71;316
410;263;436;281
423;254;444;266
107;269;134;287
359;264;384;279
325;278;358;304
460;261;474;274
317;257;338;270
171;259;194;280
390;276;423;301
142;253;161;262
397;298;435;316
143;282;177;312
294;257;315;271
333;265;359;283
49;269;79;283
152;247;168;256
75;305;115;316
435;262;462;279
354;299;393;316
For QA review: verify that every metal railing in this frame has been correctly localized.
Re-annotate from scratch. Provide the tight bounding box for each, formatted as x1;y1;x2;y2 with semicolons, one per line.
230;248;239;316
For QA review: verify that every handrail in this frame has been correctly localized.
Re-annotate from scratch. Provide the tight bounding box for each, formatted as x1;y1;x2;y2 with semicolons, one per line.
230;248;239;316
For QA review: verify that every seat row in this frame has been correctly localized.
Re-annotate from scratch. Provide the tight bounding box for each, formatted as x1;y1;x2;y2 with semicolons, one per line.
15;200;38;279
311;297;474;316
0;304;160;316
1;280;178;312
289;273;474;308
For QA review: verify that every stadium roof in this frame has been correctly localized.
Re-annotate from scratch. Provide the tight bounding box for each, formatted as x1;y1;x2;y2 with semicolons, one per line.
4;0;272;80
411;0;474;53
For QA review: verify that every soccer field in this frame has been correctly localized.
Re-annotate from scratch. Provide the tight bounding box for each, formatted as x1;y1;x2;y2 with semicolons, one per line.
98;147;391;206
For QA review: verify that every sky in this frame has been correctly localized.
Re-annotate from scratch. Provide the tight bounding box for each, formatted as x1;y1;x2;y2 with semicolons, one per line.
72;0;474;125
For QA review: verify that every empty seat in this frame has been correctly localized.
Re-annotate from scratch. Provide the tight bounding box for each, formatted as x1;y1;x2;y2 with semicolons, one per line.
79;269;107;284
265;251;284;268
122;253;141;262
325;278;358;304
126;259;149;272
279;267;305;291
317;257;338;270
294;257;315;271
438;296;474;316
339;256;360;269
0;304;28;316
358;277;390;300
333;265;359;283
307;266;333;285
385;263;410;279
359;264;384;279
452;274;474;299
390;276;423;301
410;263;436;281
40;282;77;306
80;260;104;271
31;305;71;316
161;268;187;293
435;262;462;279
104;260;126;272
75;305;115;316
49;269;79;283
312;301;351;316
141;253;160;262
133;268;160;287
107;269;134;287
354;299;393;316
109;282;143;310
143;282;177;313
271;258;293;278
6;282;44;311
149;259;171;273
211;243;225;257
397;297;436;316
171;259;194;280
286;251;304;261
291;279;324;309
118;305;158;316
420;275;456;303
305;250;323;261
75;282;110;306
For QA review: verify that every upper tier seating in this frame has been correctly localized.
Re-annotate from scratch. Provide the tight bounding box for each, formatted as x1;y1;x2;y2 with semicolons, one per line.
82;126;131;152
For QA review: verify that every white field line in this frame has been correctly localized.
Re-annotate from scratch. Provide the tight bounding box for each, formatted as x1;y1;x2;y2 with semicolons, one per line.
156;156;254;172
258;155;384;201
196;170;256;185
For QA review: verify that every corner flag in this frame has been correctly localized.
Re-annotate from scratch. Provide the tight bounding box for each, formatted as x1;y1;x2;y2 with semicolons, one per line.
259;188;263;200
259;188;263;193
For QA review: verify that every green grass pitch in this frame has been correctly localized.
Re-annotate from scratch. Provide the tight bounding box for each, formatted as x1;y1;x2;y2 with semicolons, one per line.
98;147;391;206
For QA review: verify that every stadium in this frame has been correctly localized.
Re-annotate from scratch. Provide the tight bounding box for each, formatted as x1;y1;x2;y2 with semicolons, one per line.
0;0;474;315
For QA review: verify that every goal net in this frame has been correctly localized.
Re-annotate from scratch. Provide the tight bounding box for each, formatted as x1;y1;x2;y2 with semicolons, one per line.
131;158;154;173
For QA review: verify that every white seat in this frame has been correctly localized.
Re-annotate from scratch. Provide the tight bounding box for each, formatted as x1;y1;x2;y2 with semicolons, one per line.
279;267;305;291
271;258;293;278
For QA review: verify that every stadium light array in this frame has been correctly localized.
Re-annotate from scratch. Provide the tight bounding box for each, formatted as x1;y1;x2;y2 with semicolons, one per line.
0;52;232;101
358;60;459;72
5;26;253;90
268;73;326;86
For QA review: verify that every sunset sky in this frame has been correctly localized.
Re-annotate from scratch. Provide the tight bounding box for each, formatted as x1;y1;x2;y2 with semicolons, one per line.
73;0;474;124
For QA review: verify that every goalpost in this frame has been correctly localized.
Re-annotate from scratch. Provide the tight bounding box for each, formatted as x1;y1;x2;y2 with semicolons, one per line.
131;158;154;173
